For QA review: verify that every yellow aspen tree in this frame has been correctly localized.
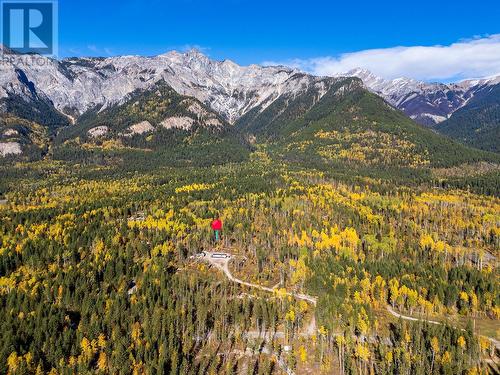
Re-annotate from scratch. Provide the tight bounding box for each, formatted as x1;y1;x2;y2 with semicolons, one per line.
389;279;399;308
81;337;92;359
457;336;466;349
97;352;107;372
419;234;435;252
7;352;20;373
335;334;345;375
357;308;370;336
298;345;307;363
97;333;107;349
355;343;370;374
469;292;478;316
430;336;440;373
131;322;142;347
385;351;393;366
441;351;452;365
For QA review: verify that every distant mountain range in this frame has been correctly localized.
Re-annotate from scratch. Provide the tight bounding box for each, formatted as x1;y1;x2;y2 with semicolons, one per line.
342;69;500;152
342;68;500;126
0;47;499;161
437;83;500;152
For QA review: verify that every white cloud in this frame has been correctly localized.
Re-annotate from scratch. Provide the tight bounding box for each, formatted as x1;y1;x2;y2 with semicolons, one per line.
264;35;500;82
179;44;211;53
85;45;115;56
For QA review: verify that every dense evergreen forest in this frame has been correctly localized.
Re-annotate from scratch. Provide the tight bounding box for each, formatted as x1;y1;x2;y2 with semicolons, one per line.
0;147;498;374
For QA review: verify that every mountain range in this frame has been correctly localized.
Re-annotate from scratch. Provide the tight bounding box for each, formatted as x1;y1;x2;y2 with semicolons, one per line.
344;69;500;152
0;47;499;162
343;68;500;125
0;47;327;124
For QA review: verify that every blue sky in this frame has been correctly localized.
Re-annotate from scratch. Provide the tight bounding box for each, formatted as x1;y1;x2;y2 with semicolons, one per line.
58;0;500;81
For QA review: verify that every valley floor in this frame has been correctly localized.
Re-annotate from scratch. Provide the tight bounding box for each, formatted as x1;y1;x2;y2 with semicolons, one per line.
0;158;498;374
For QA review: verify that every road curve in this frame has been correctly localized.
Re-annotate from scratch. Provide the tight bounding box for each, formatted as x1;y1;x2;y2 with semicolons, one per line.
202;252;315;375
203;252;317;306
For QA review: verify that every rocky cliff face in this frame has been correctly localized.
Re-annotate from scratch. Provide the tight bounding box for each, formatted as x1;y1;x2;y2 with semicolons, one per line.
0;48;334;125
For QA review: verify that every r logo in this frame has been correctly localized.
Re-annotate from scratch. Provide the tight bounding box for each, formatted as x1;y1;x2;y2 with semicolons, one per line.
1;0;57;56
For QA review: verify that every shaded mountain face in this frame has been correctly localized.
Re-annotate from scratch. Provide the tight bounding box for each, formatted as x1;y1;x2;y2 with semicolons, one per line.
0;67;69;131
236;76;349;136
343;69;500;126
435;83;500;153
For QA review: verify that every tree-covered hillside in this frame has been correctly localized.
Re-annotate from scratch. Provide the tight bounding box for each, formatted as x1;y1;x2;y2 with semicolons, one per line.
0;115;49;162
0;157;498;374
51;80;250;168
237;77;499;184
57;80;228;143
